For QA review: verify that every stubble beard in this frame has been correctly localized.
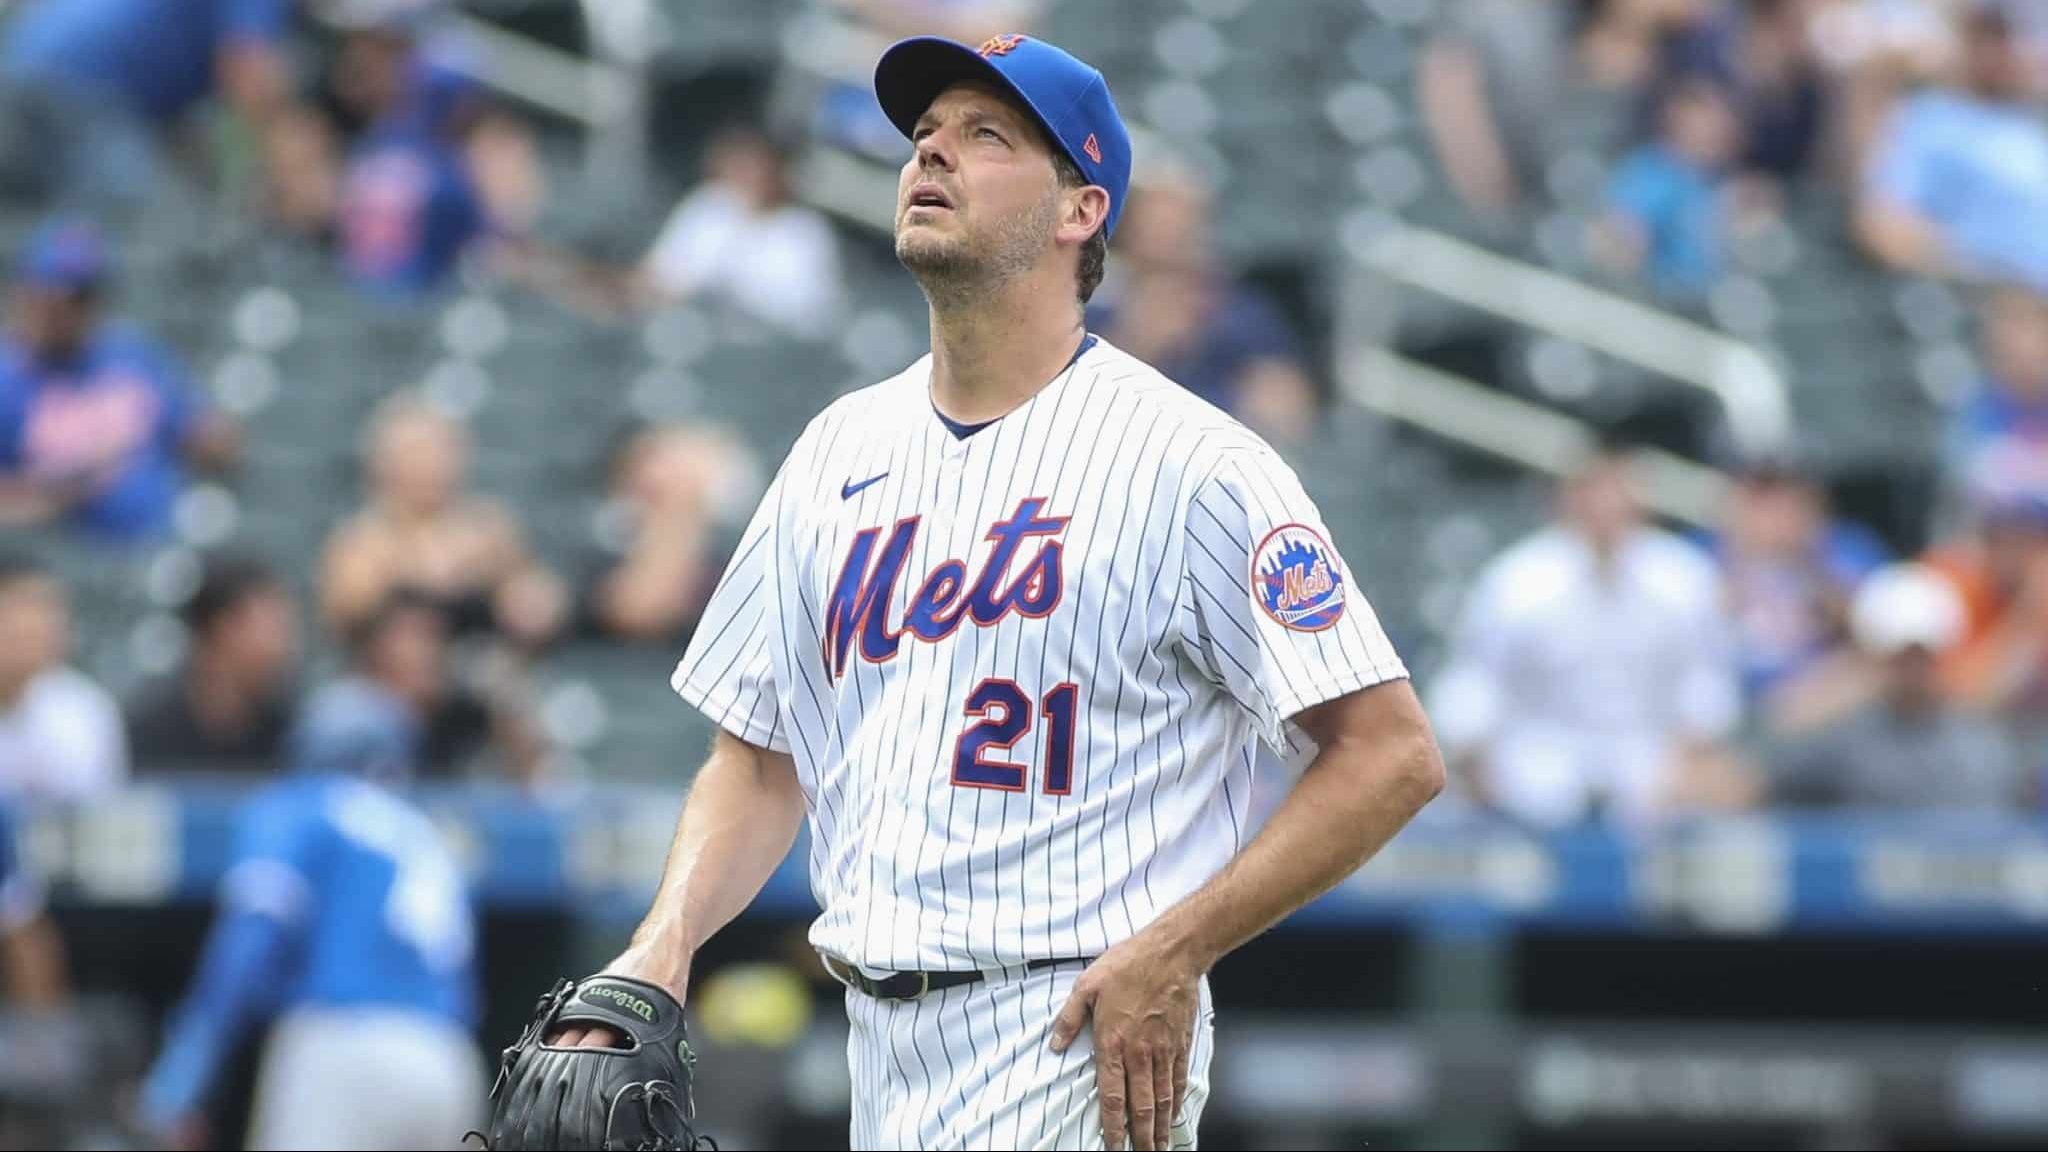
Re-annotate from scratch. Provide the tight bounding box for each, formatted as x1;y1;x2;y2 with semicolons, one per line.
896;188;1058;313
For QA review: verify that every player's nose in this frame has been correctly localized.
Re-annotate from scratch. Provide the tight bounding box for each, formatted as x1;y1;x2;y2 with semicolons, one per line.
913;128;956;174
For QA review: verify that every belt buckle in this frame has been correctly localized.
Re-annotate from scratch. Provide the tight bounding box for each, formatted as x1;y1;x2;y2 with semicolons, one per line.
909;971;930;999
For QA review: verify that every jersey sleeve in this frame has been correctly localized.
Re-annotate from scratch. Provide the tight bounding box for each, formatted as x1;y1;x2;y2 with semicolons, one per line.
139;789;317;1130
219;789;320;925
1176;447;1409;755
670;460;792;752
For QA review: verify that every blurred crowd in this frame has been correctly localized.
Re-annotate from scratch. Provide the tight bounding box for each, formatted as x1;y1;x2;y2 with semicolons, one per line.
0;0;2037;1144
0;0;1330;795
0;0;2038;832
1420;0;2048;301
1412;0;2048;830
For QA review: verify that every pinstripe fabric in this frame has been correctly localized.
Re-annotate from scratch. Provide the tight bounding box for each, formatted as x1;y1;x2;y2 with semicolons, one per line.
845;965;1215;1150
669;335;1404;1146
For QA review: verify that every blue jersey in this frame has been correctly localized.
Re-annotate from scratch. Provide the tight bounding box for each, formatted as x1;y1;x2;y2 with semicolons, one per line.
338;121;487;298
140;774;478;1125
0;323;207;539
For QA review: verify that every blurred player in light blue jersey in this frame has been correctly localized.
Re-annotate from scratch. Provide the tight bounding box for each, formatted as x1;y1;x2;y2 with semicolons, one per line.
138;678;486;1149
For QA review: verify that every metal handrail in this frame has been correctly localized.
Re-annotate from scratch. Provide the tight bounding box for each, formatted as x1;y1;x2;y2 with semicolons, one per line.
1353;223;1792;456
1338;343;1732;528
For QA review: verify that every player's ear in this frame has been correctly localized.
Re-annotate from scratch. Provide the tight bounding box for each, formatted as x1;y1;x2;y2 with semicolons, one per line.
1058;184;1110;249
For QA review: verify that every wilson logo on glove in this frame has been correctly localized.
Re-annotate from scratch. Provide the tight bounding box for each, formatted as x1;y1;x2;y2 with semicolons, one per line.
582;985;658;1022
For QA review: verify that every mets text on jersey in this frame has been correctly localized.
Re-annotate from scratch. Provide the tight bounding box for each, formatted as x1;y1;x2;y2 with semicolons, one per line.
822;496;1067;679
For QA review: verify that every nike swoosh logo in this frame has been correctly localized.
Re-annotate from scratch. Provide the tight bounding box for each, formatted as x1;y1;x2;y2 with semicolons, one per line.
841;473;888;500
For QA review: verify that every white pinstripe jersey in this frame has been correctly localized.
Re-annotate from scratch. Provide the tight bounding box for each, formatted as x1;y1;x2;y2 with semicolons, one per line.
670;335;1408;972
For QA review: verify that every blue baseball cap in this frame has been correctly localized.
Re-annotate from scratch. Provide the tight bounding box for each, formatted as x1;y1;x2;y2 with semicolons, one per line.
15;218;109;292
874;33;1133;239
287;678;421;784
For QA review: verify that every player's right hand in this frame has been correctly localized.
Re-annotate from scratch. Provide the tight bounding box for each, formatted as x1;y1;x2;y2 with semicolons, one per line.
549;945;689;1049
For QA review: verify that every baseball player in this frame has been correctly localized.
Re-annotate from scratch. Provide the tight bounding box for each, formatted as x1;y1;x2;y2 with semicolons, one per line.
557;33;1445;1151
137;679;486;1150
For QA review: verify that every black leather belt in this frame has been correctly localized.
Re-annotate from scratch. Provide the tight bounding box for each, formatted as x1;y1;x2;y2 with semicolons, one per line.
820;953;1092;1000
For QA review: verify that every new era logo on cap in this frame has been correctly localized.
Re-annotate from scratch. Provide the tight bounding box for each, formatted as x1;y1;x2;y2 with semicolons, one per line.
1082;133;1102;164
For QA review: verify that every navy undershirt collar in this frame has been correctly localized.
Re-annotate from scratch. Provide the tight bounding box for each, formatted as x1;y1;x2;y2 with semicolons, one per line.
934;333;1098;441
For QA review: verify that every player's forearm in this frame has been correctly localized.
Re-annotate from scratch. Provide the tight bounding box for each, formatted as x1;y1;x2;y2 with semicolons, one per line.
1148;683;1443;974
624;732;805;981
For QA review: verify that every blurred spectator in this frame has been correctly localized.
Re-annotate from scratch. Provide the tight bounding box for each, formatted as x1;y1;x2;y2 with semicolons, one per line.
1642;0;1829;201
0;0;296;212
1088;169;1319;444
1593;73;1748;299
0;551;127;803
1700;457;1890;733
316;3;477;149
577;424;759;647
326;12;497;298
1809;0;1966;79
126;554;301;775
137;679;484;1150
1856;2;2048;290
0;219;241;542
1727;0;1831;186
335;105;488;298
259;103;343;244
1418;0;1701;225
0;799;68;1007
321;394;566;650
809;0;1046;164
1770;561;2025;808
348;588;549;786
1947;284;2048;514
1808;0;1970;186
632;125;846;337
1921;494;2048;715
1429;442;1753;829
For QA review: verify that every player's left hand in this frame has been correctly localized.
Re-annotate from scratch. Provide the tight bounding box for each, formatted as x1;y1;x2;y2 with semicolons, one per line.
1048;933;1201;1151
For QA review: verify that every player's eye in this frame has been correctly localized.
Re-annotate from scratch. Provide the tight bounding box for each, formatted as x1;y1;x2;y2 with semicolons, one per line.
977;126;1005;143
912;126;934;142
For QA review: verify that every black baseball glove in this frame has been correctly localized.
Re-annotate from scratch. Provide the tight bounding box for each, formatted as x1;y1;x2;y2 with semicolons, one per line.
469;975;716;1151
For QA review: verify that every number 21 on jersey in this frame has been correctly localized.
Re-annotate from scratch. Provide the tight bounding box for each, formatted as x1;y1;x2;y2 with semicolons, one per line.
953;680;1077;795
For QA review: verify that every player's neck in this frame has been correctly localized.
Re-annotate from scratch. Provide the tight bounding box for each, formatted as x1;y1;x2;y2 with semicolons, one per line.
926;276;1086;425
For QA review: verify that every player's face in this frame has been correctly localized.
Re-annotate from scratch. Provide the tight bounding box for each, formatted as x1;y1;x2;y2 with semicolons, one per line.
1563;456;1643;547
219;586;300;682
895;83;1062;287
1984;288;2048;395
8;285;97;361
367;604;448;707
372;409;466;514
0;576;67;690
